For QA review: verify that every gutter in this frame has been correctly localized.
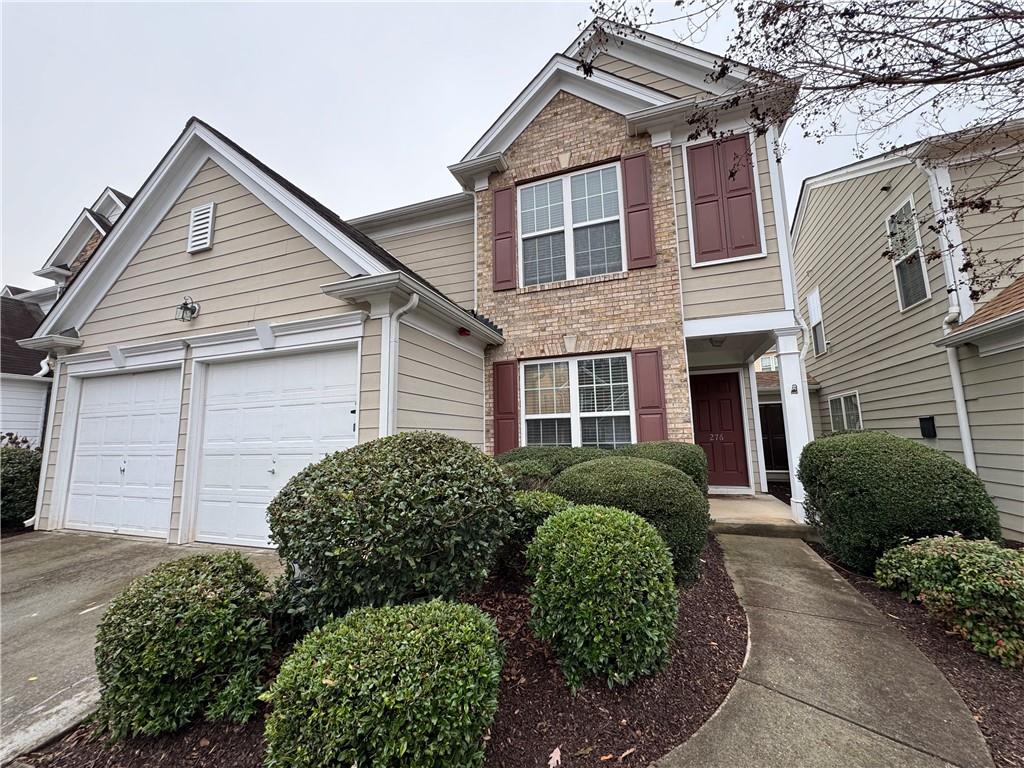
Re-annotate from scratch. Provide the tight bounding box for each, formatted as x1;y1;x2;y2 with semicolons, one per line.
935;309;1024;347
942;311;978;472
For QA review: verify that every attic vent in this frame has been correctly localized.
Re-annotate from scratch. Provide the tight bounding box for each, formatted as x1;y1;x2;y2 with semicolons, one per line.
187;202;215;253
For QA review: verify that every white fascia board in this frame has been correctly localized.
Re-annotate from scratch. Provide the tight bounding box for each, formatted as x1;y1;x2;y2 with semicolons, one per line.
460;55;673;163
936;309;1024;348
349;193;474;238
91;187;128;220
35;123;394;339
321;272;505;346
39;209;102;271
17;334;84;354
684;310;798;338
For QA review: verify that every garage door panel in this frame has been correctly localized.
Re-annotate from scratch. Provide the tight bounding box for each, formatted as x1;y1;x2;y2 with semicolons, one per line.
195;348;357;547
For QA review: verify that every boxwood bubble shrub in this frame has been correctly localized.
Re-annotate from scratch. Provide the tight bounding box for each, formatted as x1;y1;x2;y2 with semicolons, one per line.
616;441;709;495
264;599;503;768
500;459;553;490
494;445;608;475
527;505;678;691
797;431;1001;572
876;536;1023;667
267;431;515;624
1;444;42;529
95;552;271;739
496;490;575;573
550;456;710;582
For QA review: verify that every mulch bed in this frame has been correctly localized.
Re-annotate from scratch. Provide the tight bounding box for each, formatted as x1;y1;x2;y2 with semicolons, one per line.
810;544;1024;768
22;537;746;768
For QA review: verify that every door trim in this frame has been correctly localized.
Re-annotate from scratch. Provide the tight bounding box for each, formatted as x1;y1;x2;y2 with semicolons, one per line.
689;368;755;494
178;338;362;546
51;360;185;536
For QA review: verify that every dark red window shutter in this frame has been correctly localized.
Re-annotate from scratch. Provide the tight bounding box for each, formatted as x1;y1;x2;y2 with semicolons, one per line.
622;152;657;269
631;349;668;442
687;137;761;263
718;136;761;258
687;143;728;263
493;360;518;454
492;187;517;291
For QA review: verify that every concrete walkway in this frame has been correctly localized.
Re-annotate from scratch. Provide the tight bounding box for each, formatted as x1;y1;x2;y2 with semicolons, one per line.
709;494;814;539
656;535;994;768
1;530;281;765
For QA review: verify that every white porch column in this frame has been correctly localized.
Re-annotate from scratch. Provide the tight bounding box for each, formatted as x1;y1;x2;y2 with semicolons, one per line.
775;328;812;523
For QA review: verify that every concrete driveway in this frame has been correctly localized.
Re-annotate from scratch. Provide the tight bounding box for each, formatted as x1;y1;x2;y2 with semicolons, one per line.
1;530;281;765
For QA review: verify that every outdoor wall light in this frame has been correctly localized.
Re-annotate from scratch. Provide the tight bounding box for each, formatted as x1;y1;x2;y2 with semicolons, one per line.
175;296;201;322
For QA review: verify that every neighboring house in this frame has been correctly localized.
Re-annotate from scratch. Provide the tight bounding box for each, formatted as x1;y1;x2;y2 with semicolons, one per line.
21;23;815;549
792;126;1024;541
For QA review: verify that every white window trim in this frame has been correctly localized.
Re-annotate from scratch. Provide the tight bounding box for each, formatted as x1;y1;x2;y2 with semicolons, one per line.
517;162;628;288
676;130;769;269
518;352;638;448
887;195;932;312
827;390;863;432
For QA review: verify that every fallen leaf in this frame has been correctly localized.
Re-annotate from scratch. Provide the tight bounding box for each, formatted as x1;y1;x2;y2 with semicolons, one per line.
600;754;615;761
619;747;636;760
548;746;562;767
199;738;210;748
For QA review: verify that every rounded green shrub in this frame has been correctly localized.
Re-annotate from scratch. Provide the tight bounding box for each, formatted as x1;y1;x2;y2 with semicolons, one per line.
1;444;41;529
527;505;677;690
876;536;1023;667
616;441;709;494
268;432;514;624
501;458;552;490
550;456;710;582
496;490;574;573
264;599;503;768
495;445;607;475
95;552;271;739
798;431;1001;572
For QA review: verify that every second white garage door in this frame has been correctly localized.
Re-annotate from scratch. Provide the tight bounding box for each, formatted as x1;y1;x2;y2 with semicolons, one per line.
194;347;358;547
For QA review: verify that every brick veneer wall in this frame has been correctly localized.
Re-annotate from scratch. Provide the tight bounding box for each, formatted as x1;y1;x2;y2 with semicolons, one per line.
476;91;693;453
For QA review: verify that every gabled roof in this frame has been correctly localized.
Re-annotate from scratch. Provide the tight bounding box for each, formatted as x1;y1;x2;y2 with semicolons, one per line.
1;297;47;376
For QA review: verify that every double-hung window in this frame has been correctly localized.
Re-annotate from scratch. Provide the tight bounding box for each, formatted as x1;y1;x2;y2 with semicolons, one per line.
828;392;862;432
519;164;626;287
887;198;930;310
522;353;635;448
807;288;826;356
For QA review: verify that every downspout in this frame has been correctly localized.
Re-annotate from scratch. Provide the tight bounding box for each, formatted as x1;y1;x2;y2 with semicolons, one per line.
385;293;419;436
24;354;58;528
942;311;977;472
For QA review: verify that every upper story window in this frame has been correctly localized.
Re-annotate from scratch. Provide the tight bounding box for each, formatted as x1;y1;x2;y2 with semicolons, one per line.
522;353;634;448
685;134;763;266
886;198;930;310
758;354;778;372
828;391;862;432
807;288;826;356
518;163;625;287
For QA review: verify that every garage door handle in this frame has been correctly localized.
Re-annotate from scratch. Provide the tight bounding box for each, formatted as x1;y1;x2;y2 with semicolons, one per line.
268;467;276;475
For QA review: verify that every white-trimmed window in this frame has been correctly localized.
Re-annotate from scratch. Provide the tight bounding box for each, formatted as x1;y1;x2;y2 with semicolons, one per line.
886;198;930;310
828;391;862;432
807;288;826;356
519;163;626;287
521;353;635;448
758;354;778;372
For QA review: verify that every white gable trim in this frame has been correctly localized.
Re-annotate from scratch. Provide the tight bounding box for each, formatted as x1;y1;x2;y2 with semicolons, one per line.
37;209;103;274
35;122;393;338
460;55;673;162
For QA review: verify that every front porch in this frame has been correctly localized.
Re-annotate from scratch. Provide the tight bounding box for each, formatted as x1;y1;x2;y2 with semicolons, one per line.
709;493;816;540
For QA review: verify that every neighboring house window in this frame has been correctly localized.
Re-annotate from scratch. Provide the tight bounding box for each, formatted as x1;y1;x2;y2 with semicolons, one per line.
686;134;762;265
807;288;826;356
519;163;625;287
828;392;862;432
886;198;930;310
758;354;778;372
522;353;634;448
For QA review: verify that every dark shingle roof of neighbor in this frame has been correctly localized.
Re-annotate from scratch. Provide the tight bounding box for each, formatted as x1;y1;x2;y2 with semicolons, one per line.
1;297;47;376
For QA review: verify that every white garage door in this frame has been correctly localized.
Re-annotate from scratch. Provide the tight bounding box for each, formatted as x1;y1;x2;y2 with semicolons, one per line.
65;368;180;537
195;347;358;547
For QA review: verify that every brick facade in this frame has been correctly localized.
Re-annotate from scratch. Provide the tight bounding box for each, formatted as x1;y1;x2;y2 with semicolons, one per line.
476;91;692;453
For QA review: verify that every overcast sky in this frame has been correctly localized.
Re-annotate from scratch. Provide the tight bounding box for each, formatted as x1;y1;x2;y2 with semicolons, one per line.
4;1;869;290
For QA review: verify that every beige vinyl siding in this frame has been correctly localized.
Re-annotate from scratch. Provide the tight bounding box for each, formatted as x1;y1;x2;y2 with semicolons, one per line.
359;317;382;443
592;54;709;100
37;159;375;534
950;153;1024;307
396;323;484;447
672;139;786;320
366;216;475;309
795;162;965;460
958;344;1024;540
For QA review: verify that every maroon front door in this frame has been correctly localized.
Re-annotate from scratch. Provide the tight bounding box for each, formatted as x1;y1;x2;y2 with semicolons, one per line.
691;373;749;487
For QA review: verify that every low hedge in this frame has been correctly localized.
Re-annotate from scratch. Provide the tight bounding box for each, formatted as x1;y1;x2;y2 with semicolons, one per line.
501;459;552;491
876;536;1023;667
268;432;513;626
264;600;503;768
496;490;574;574
495;446;607;475
798;431;1001;572
616;441;708;494
528;505;677;690
95;552;271;739
550;456;710;582
1;444;41;529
